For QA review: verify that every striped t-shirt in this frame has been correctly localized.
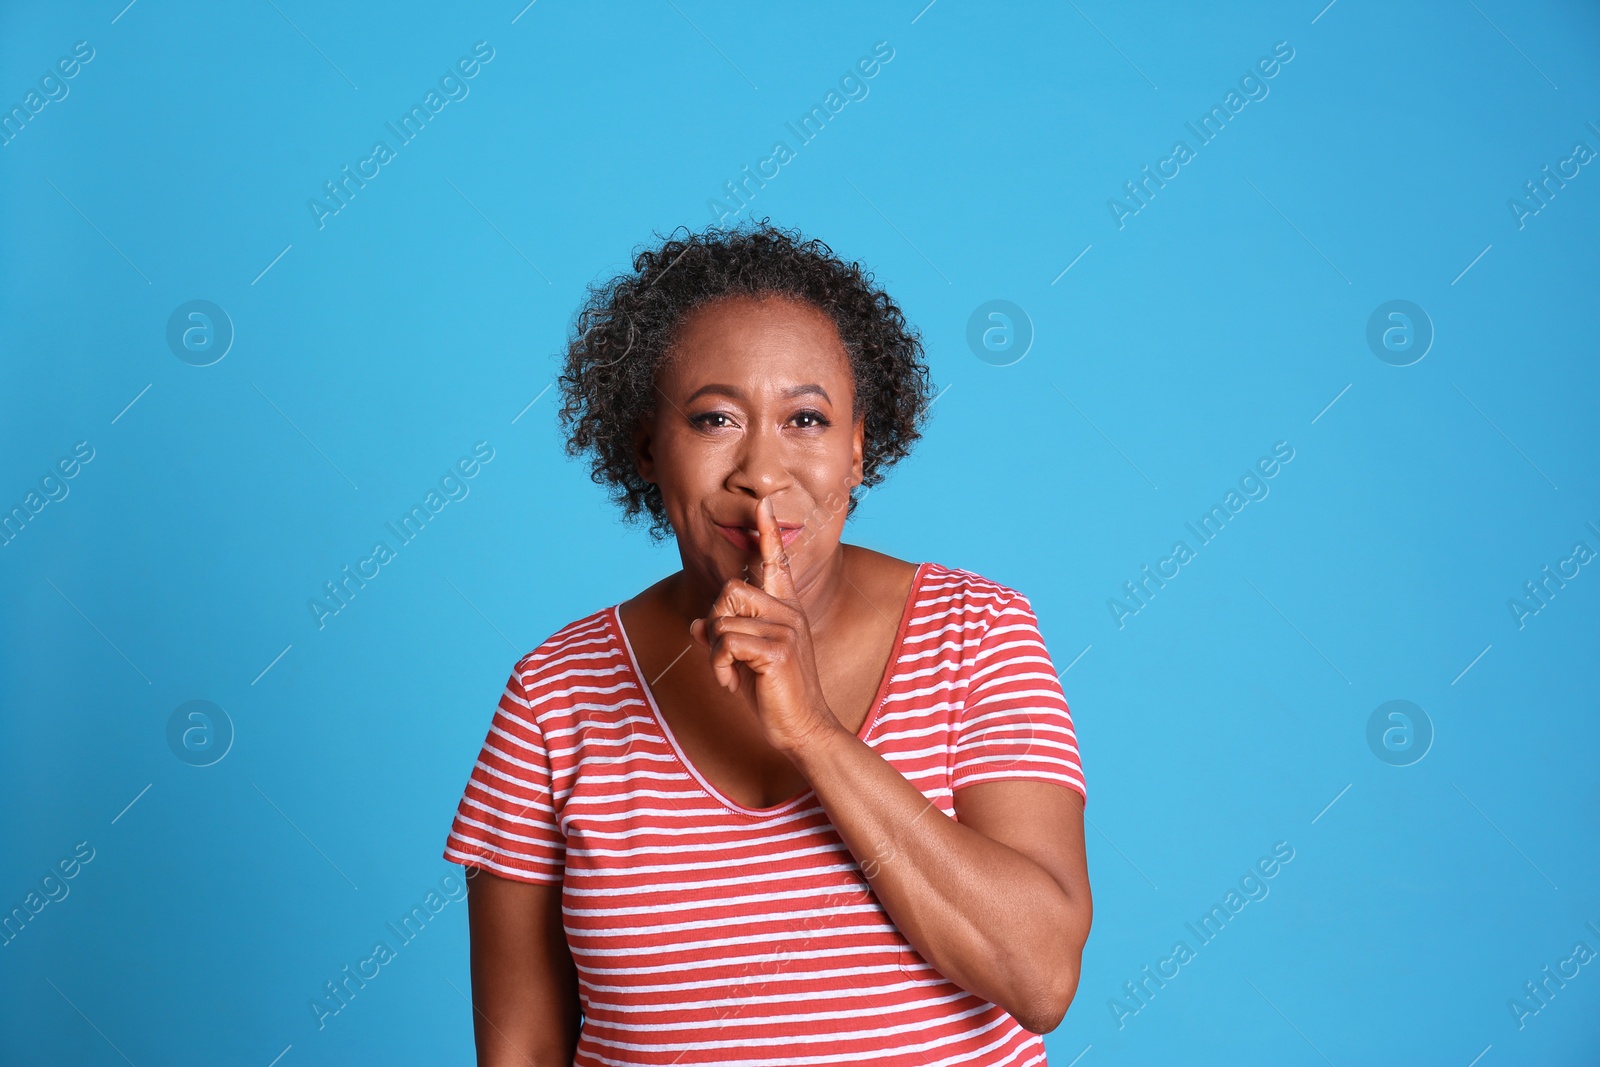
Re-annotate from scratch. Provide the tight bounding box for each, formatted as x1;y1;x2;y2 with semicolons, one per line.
442;560;1088;1066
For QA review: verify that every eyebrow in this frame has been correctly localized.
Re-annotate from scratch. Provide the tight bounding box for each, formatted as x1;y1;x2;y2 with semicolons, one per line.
684;383;832;405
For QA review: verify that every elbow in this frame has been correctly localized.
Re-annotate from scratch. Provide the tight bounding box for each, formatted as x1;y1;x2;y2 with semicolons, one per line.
1015;906;1090;1034
1015;969;1080;1035
1005;879;1093;1034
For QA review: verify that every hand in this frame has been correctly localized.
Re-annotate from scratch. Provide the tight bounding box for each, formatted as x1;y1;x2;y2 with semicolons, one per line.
688;496;842;755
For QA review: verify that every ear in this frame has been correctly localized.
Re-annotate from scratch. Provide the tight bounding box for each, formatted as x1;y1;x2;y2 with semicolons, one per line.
634;417;656;485
849;409;865;489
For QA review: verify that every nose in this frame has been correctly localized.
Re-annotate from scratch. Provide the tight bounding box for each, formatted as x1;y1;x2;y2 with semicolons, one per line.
726;421;793;500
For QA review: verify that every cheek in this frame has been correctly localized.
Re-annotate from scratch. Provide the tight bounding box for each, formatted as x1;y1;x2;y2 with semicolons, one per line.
800;465;855;527
654;431;725;487
651;434;738;531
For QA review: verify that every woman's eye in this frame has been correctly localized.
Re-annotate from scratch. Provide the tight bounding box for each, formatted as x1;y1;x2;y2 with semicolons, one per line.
691;410;829;430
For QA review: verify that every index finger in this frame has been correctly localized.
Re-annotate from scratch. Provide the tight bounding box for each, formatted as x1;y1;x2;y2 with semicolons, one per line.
754;494;798;601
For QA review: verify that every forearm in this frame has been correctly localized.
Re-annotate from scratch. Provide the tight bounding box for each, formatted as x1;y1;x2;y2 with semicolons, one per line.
786;721;1085;1030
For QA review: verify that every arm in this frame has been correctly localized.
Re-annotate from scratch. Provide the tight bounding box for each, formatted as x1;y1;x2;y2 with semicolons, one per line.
694;500;1091;1032
787;735;1091;1033
464;867;582;1065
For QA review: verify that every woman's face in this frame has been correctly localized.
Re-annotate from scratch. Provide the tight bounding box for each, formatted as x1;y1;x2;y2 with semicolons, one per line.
635;293;864;593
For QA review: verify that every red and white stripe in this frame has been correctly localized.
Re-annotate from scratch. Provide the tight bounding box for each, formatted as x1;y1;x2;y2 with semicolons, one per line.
444;561;1086;1065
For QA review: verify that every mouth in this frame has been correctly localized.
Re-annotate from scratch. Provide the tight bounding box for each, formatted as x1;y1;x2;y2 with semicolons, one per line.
715;522;803;552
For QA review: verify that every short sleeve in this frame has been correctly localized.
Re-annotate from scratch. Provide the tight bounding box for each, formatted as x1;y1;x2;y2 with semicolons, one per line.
952;591;1087;805
442;659;567;884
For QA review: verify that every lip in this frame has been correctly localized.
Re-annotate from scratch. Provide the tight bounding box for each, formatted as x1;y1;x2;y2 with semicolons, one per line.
715;522;803;552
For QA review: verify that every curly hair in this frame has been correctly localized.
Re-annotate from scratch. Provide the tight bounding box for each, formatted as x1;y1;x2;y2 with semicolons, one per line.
556;218;936;542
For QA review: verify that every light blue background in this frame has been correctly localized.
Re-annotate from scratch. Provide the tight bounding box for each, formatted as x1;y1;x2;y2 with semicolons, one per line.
2;1;1597;1064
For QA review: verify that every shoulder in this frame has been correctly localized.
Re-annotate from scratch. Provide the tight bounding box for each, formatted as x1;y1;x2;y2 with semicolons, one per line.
503;606;629;715
915;560;1030;620
841;545;1027;620
895;562;1040;665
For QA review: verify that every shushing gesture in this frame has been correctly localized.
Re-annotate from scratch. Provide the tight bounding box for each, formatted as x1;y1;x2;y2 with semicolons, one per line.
688;496;839;754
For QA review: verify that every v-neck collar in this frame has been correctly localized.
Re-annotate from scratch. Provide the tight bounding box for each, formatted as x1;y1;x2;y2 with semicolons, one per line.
608;561;932;818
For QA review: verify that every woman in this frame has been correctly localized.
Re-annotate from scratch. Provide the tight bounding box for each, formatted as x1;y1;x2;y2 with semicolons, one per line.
442;221;1091;1065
